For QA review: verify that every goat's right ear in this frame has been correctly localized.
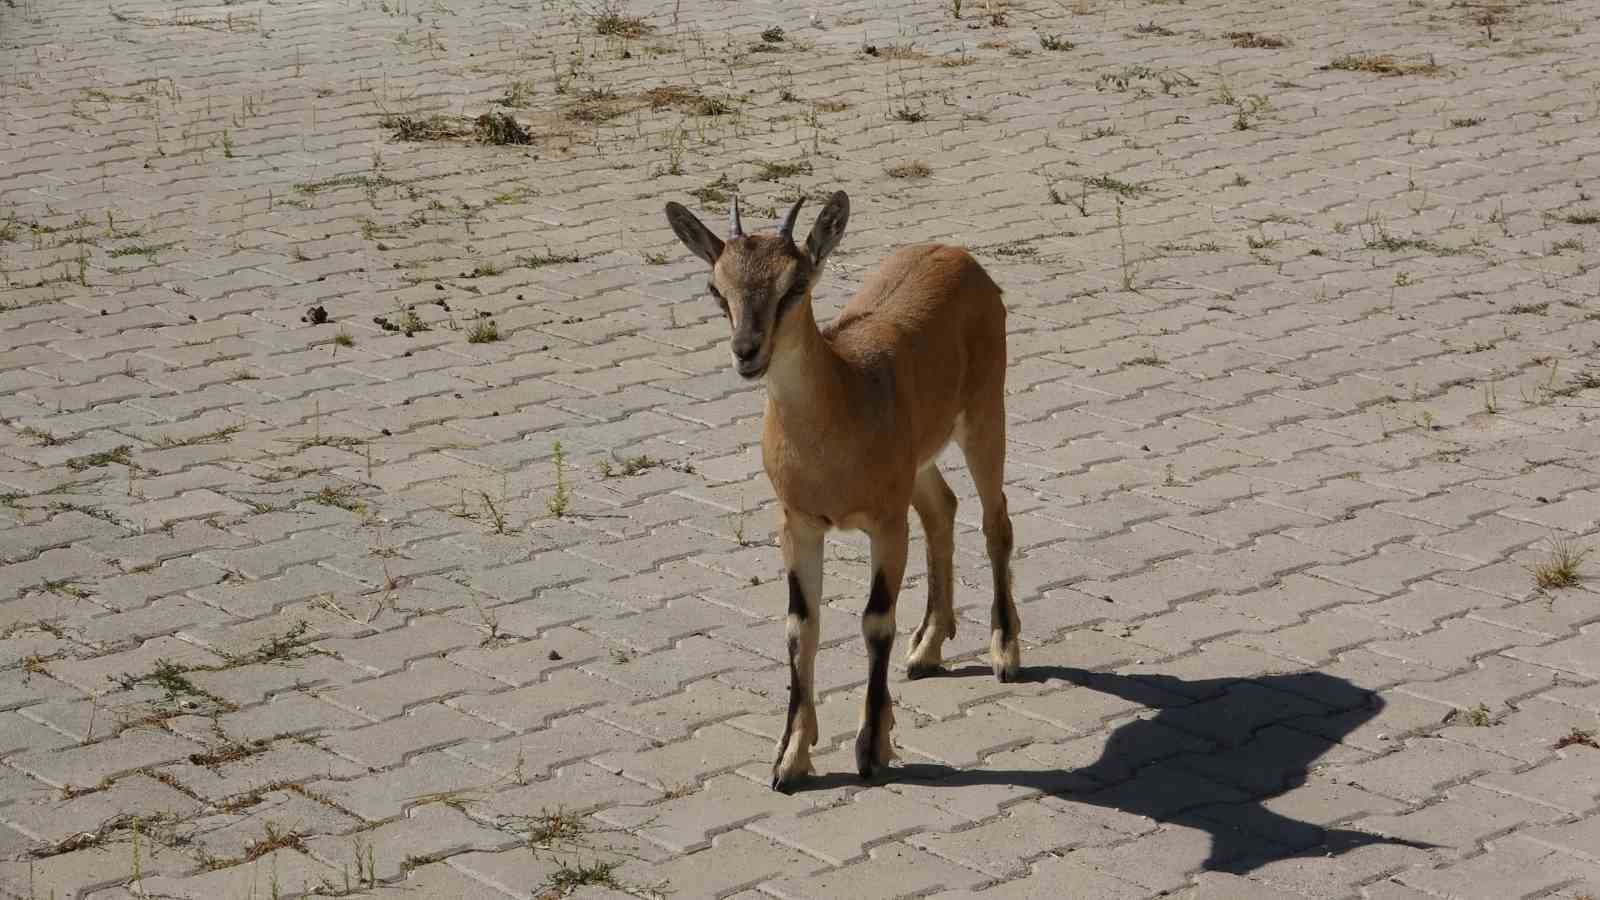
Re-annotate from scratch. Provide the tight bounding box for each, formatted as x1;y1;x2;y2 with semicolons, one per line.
664;202;724;267
805;191;850;269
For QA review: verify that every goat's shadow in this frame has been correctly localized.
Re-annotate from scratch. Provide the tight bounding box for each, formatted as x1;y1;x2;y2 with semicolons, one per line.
801;665;1429;874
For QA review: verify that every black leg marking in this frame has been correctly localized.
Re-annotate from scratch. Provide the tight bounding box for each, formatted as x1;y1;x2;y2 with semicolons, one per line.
990;558;1020;684
864;570;892;617
787;570;808;622
857;568;896;777
854;632;893;779
991;565;1014;644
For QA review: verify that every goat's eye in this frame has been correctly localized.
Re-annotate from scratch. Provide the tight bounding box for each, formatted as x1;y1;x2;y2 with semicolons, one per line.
707;284;730;316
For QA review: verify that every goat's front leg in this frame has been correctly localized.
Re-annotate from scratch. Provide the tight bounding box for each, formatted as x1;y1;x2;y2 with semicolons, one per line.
857;517;908;780
772;509;824;792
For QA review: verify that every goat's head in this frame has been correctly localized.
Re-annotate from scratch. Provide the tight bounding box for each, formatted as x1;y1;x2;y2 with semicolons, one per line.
664;191;849;379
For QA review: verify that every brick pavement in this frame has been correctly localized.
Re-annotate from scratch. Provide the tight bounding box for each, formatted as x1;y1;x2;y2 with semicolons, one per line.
3;0;1600;897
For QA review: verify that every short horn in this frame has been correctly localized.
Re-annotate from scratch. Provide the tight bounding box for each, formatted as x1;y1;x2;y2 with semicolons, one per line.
779;197;805;244
729;193;744;238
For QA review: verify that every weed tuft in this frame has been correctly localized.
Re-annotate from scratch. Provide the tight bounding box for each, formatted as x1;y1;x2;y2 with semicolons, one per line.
886;160;932;179
309;485;364;513
566;89;626;124
1364;229;1464;256
474;112;532;145
593;2;651;38
1227;31;1288;49
543;859;624;895
66;445;133;472
115;658;201;699
1554;727;1599;750
221;621;316;667
466;318;501;343
241;823;306;863
496;80;537;108
547;442;571;517
1086;173;1145;197
518;249;591;269
596;454;661;478
18;425;72;446
1527;538;1589;590
1134;21;1176;37
522;808;587;850
754;159;813;182
381;114;465;142
108;241;178;260
155;425;242;449
189;737;270;769
373;306;429;336
1323;53;1443;77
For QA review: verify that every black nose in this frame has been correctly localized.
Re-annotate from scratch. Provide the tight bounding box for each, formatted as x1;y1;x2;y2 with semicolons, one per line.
732;337;761;362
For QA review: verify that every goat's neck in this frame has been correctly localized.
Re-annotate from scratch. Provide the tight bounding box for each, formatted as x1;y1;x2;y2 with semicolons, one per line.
763;301;855;433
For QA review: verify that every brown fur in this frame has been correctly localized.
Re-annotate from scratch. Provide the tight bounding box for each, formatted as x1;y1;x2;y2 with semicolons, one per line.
761;244;1005;528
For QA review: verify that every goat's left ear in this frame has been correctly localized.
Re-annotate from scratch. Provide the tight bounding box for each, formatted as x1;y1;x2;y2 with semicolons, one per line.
805;191;849;269
665;202;724;266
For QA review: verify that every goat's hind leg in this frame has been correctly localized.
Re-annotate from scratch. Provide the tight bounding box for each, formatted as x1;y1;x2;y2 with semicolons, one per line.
957;412;1021;682
906;465;957;679
772;509;824;792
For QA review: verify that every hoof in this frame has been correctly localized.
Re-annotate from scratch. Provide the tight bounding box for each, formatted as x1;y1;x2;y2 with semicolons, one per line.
992;656;1020;683
771;738;814;793
854;731;892;781
991;633;1022;683
906;661;943;680
855;749;885;781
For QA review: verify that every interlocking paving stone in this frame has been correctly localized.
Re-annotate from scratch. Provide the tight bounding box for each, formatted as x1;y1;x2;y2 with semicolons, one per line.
763;841;987;899
4;0;1600;895
1356;782;1568;857
1395;835;1600;900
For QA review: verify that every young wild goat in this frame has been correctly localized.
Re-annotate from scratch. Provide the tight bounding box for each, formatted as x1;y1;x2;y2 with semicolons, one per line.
664;191;1019;792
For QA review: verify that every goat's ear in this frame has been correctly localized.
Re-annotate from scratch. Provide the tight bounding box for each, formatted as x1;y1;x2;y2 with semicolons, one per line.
805;191;849;268
664;202;724;266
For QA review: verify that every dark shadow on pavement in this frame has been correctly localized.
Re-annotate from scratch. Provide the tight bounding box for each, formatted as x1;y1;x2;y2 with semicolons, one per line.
800;664;1432;874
